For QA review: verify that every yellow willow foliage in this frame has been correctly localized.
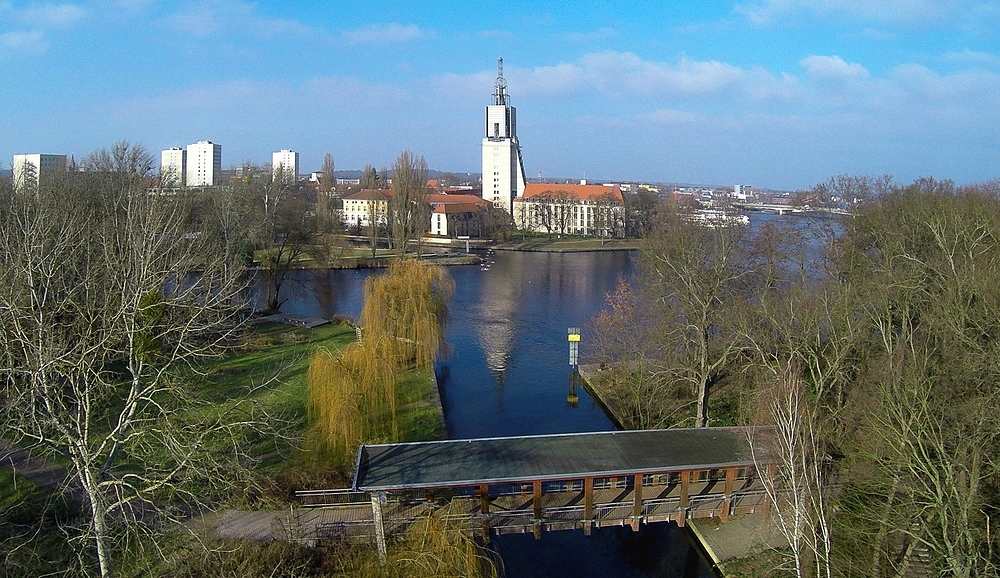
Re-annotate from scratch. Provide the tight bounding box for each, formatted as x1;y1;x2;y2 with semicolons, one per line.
307;344;398;461
307;259;454;462
360;259;455;371
332;502;500;578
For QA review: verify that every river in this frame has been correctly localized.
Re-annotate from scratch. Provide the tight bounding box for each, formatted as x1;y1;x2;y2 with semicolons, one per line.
259;245;721;577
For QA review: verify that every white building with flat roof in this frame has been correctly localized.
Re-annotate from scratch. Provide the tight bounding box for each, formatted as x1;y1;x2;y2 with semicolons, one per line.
160;147;186;187
482;57;526;215
272;149;299;184
12;153;66;191
186;141;222;186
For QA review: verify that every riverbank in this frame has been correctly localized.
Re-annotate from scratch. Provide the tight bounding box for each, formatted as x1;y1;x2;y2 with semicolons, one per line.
578;364;627;429
495;237;640;252
260;251;481;270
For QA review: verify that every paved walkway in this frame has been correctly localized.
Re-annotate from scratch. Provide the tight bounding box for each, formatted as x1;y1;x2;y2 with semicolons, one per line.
0;438;86;503
689;514;787;563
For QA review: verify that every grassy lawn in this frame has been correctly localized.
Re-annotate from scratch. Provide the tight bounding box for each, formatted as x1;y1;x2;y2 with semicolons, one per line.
0;468;80;573
255;246;398;270
499;236;640;251
392;365;446;443
190;321;445;490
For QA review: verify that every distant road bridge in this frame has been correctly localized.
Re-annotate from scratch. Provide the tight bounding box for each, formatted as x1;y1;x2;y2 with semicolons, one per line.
732;202;852;216
294;427;778;561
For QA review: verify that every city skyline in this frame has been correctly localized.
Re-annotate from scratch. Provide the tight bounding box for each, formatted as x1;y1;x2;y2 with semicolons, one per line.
2;1;998;190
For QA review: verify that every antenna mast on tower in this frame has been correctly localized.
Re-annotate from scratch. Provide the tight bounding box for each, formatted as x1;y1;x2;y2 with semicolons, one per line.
493;56;508;106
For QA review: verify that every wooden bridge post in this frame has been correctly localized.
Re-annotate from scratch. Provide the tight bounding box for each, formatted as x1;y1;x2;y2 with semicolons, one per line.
721;467;736;522
532;480;543;539
370;493;387;565
477;484;491;540
478;484;490;514
583;477;594;536
630;474;643;531
676;470;690;527
760;463;777;518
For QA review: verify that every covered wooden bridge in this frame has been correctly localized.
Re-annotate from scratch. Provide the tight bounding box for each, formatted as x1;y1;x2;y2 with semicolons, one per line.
296;427;778;558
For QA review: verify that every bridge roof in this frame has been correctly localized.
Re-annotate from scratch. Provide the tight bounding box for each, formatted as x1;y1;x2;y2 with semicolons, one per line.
352;427;774;492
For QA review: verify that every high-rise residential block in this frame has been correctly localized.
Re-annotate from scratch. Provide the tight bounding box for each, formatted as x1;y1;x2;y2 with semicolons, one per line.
272;149;299;184
160;147;186;187
186;141;222;187
11;153;67;191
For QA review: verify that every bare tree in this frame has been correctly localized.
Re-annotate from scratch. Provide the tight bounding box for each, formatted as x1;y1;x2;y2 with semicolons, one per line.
514;199;531;239
624;188;658;238
530;192;557;239
589;280;675;429
833;185;1000;577
591;192;622;242
261;195;316;311
748;365;833;578
388;150;429;256
551;190;573;236
316;152;338;230
0;142;260;577
360;165;382;259
643;204;753;427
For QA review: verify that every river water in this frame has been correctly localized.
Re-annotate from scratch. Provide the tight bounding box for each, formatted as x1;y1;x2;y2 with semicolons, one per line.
261;213;836;576
263;246;719;577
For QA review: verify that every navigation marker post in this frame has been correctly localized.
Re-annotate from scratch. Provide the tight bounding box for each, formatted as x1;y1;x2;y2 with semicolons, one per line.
568;328;581;407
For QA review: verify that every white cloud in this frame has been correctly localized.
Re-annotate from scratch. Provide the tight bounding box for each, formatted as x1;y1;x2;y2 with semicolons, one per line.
735;0;981;27
800;55;870;81
942;49;1000;66
578;52;747;96
638;108;705;125
159;0;312;37
478;29;513;39
562;27;618;42
0;29;46;55
0;2;87;28
513;63;586;97
492;52;798;102
0;2;86;58
15;2;86;27
341;22;429;44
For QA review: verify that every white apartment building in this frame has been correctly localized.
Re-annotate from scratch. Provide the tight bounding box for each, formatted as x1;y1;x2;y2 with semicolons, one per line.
341;189;391;229
482;57;526;215
512;184;625;238
12;153;66;191
160;147;186;187
186;141;222;187
272;149;299;184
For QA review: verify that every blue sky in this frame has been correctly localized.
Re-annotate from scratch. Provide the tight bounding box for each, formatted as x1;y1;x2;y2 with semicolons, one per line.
2;0;998;190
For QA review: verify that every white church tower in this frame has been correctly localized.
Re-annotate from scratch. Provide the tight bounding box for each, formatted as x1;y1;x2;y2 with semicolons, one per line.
482;57;526;214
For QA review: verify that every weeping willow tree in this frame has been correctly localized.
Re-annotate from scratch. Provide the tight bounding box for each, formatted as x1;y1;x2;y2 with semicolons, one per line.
308;259;454;463
332;502;500;578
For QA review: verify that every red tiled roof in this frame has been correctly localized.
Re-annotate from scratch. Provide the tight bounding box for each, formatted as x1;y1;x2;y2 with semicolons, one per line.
426;193;489;206
343;188;392;201
433;203;487;214
520;183;623;203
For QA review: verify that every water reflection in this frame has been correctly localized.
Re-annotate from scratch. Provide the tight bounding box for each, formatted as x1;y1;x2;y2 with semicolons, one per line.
474;249;521;401
440;250;632;439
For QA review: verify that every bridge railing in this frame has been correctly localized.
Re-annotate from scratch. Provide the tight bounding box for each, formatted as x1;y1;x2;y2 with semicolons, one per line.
296;488;370;508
